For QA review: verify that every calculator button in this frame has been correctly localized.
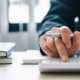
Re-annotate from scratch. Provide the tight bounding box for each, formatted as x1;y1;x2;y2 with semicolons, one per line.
69;58;78;63
60;60;69;63
51;59;60;63
77;58;80;63
42;60;51;64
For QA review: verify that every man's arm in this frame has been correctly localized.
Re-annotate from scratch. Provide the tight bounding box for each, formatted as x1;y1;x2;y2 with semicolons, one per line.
38;0;78;55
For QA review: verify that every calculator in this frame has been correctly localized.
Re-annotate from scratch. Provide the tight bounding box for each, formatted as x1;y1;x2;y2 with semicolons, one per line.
38;57;80;72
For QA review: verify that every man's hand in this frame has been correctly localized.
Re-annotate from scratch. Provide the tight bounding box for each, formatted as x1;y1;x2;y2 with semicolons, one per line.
39;26;80;62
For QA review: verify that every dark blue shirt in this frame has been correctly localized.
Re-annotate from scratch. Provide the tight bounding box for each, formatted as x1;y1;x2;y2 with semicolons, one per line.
38;0;80;55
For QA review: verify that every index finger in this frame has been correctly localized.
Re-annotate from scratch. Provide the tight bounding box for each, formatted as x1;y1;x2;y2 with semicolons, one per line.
55;38;68;62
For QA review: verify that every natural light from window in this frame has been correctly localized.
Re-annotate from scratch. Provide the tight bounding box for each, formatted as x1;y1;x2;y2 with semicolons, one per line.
9;0;50;23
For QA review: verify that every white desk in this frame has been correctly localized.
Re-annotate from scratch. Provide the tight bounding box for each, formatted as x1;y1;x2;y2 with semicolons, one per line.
0;52;80;80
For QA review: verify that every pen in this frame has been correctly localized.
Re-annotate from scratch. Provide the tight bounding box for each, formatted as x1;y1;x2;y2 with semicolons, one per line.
44;33;73;38
44;33;80;58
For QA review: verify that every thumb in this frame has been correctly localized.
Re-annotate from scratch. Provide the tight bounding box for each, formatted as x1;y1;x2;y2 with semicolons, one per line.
72;31;80;51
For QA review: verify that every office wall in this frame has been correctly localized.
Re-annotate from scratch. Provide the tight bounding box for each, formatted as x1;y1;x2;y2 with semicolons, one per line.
0;0;39;51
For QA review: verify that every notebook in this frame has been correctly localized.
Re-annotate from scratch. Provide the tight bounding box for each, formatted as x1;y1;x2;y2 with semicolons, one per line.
0;55;12;64
0;42;16;57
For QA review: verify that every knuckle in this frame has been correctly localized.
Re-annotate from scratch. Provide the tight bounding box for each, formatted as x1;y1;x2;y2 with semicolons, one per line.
46;41;54;48
55;38;61;44
60;26;69;33
40;36;44;40
52;27;57;31
63;41;69;44
42;44;47;51
45;31;51;34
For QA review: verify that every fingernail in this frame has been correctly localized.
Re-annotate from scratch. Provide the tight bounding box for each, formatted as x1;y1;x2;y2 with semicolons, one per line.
61;55;68;62
66;44;71;48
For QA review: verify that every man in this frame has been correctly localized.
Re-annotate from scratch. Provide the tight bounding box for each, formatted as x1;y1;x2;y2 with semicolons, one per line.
38;0;80;62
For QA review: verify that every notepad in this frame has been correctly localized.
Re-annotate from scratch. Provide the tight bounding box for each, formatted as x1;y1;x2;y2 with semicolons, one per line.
22;50;52;64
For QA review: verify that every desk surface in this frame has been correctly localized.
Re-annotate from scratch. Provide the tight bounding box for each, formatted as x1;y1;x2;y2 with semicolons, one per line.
0;51;80;80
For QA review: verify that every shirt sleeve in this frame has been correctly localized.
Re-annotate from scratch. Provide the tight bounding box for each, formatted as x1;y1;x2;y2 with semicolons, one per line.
38;0;78;55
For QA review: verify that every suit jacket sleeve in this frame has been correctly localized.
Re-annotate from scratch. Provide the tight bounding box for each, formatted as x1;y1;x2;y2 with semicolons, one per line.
38;0;78;55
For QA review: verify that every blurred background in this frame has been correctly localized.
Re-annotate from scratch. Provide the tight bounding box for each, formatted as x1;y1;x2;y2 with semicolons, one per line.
0;0;50;51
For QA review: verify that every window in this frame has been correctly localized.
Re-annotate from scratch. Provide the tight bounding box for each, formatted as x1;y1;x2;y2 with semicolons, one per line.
8;0;50;32
8;0;29;32
34;0;50;31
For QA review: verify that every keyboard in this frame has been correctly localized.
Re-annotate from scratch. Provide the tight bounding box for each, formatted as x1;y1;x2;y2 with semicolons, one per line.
38;57;80;72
